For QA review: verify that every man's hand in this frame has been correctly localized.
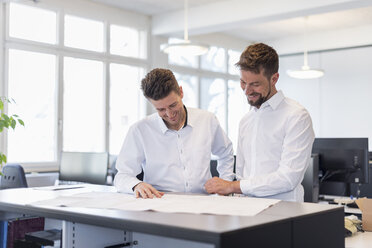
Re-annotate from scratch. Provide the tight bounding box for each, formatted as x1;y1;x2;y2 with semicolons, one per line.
204;177;241;195
133;182;164;199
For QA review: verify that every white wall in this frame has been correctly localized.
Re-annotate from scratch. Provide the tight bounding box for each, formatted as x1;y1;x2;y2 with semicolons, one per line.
278;45;372;149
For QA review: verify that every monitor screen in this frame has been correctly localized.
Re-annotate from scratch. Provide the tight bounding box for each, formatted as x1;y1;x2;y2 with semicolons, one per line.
59;152;108;185
312;138;369;184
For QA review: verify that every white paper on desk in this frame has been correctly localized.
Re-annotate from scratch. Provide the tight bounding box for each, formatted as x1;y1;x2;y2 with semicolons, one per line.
32;185;85;191
29;192;280;216
152;194;280;216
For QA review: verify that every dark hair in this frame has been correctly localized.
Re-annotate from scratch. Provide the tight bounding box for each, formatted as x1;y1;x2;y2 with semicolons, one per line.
235;43;279;80
141;68;180;100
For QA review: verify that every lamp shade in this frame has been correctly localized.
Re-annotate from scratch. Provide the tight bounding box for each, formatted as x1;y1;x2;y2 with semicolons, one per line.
287;65;324;79
160;40;209;56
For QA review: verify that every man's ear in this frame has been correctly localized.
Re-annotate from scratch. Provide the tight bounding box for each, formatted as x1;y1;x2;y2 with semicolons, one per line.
271;73;279;86
179;85;184;99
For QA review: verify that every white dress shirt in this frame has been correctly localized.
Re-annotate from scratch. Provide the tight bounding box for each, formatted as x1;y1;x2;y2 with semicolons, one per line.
236;90;315;202
114;107;234;194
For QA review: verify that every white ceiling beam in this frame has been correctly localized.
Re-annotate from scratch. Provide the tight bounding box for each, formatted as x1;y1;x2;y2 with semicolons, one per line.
272;24;372;55
152;0;372;36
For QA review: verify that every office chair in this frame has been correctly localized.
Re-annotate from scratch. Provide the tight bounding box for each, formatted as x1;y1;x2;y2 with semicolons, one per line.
0;163;28;189
210;155;236;177
59;152;109;185
108;154;144;181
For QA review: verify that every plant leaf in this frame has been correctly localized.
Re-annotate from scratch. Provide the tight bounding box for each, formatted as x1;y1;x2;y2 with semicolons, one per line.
11;119;16;129
18;119;25;126
3;114;9;123
0;153;7;164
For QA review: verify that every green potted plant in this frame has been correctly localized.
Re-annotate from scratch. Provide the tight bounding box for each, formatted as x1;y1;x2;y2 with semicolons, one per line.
0;97;24;169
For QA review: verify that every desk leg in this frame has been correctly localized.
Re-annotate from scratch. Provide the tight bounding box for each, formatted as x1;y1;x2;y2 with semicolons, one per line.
62;221;133;248
61;221;215;248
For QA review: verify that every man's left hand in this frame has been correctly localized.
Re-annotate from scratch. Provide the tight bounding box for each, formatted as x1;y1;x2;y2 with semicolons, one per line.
204;177;241;195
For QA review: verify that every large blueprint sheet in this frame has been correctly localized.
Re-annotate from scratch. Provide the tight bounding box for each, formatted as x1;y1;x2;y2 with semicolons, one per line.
30;191;279;216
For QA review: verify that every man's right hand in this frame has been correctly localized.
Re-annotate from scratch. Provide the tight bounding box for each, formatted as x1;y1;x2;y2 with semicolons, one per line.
133;182;164;199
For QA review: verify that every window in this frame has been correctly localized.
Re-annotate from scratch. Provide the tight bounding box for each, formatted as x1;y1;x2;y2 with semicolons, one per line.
228;50;241;75
109;64;145;155
7;49;57;162
110;25;147;59
64;15;104;52
200;77;226;130
201;46;226;73
9;3;57;44
63;57;105;152
3;2;149;169
228;80;248;151
174;73;198;108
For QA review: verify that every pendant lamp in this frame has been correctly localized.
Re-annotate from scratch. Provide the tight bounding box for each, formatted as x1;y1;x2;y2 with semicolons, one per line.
161;0;209;56
286;17;324;79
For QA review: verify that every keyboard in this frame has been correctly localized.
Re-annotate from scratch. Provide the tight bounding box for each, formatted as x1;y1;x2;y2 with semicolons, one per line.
56;180;85;186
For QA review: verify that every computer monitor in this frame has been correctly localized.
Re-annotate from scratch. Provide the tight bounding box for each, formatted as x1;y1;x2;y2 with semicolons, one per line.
302;154;319;203
312;138;369;196
59;152;109;185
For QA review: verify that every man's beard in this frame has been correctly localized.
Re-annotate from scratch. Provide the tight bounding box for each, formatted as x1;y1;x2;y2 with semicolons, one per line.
247;93;265;108
248;84;271;108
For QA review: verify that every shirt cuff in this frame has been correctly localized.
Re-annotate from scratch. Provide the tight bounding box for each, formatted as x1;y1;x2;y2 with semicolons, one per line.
115;176;142;194
239;179;252;195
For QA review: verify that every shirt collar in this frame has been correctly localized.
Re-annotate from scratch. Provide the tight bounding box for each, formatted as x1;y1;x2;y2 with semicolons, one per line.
251;90;284;111
157;105;189;134
266;90;284;110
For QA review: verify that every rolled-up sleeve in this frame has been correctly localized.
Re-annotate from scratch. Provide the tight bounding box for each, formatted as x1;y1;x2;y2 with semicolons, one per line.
114;125;144;193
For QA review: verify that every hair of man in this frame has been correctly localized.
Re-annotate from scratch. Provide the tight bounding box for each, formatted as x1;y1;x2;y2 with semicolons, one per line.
235;43;279;81
141;68;181;100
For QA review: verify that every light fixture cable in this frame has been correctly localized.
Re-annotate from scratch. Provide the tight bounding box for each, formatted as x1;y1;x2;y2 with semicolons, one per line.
184;0;188;41
287;16;324;79
160;0;209;56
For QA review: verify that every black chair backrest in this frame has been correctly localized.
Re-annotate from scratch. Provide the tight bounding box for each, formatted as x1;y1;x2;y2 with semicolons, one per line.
0;163;28;189
210;155;236;177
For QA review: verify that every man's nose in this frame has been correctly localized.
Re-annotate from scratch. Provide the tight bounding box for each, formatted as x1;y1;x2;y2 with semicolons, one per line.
165;108;172;117
243;85;251;95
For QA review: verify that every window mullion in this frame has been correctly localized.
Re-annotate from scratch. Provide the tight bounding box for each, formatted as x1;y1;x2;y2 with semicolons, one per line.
57;6;64;163
104;20;110;154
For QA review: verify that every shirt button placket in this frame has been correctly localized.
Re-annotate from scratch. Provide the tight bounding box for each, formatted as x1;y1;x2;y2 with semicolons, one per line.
177;132;188;191
251;111;260;177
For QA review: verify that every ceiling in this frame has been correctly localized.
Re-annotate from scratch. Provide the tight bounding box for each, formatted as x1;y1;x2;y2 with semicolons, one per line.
90;0;226;15
91;0;372;54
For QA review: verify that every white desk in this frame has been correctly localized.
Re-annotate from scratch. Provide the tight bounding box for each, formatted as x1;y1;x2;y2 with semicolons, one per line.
319;196;371;247
0;185;344;248
346;231;372;248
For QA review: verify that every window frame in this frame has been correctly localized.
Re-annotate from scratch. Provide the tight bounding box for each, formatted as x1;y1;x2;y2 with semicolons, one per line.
0;1;150;172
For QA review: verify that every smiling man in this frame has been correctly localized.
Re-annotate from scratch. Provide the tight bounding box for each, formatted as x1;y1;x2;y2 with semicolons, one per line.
114;68;234;198
204;43;315;202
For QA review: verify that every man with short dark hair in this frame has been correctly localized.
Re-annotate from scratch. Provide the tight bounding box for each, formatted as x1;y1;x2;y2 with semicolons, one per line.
114;68;234;198
204;43;315;202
